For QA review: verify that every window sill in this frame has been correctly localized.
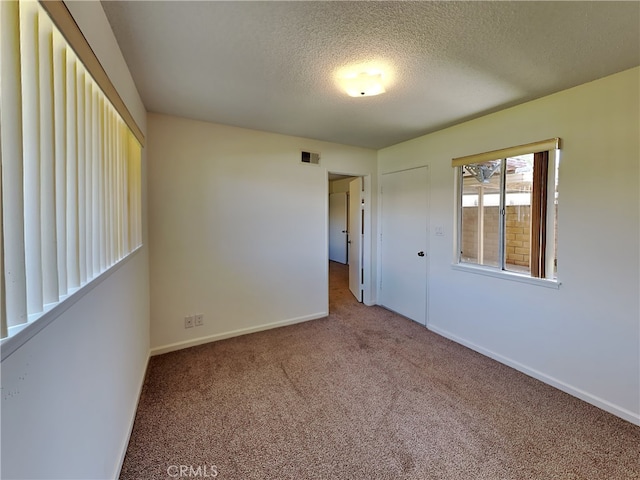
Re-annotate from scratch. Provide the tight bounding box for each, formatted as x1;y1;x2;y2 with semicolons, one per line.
1;246;143;362
451;263;561;289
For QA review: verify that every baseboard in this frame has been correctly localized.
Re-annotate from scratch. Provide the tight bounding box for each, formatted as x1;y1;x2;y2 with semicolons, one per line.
428;324;640;426
150;312;328;356
113;351;151;479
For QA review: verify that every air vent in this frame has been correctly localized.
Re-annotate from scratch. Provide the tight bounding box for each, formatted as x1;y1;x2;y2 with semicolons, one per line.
301;151;320;165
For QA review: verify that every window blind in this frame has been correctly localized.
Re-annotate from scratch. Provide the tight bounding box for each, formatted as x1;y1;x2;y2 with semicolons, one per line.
451;138;560;167
0;0;143;341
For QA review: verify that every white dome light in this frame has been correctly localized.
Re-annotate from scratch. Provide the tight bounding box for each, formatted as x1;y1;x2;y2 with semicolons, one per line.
341;72;386;97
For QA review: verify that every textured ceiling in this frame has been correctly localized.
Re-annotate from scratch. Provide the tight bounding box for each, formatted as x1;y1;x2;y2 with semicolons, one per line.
101;1;640;149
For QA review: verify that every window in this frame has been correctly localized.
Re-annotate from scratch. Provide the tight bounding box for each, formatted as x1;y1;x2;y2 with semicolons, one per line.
453;138;560;282
0;0;144;344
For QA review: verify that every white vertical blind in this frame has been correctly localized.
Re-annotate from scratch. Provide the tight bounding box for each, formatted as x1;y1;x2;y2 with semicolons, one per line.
0;94;5;340
0;0;143;339
121;125;129;255
84;76;93;280
104;104;112;266
65;40;78;290
0;136;8;338
119;123;126;258
38;9;58;306
91;88;100;276
129;132;142;249
20;0;44;315
77;64;86;285
1;0;28;330
98;96;106;271
52;28;67;296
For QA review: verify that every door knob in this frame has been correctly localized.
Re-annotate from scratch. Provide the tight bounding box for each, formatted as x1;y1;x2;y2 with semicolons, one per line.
417;251;425;257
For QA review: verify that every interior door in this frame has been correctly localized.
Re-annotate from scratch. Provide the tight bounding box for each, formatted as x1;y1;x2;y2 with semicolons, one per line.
380;166;428;325
328;192;348;264
348;177;363;302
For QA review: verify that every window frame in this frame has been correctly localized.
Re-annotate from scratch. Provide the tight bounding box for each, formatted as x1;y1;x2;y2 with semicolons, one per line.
452;139;561;288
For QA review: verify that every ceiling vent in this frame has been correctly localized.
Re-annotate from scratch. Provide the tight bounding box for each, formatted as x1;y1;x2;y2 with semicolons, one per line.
301;151;320;165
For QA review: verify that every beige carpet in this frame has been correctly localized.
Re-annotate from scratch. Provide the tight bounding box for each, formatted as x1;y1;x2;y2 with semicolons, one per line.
120;262;639;479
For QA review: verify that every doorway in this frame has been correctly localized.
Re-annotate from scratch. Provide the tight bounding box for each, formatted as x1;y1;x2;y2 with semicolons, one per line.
328;173;368;306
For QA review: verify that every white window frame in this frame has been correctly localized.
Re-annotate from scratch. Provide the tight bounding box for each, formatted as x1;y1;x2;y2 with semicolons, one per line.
452;139;561;289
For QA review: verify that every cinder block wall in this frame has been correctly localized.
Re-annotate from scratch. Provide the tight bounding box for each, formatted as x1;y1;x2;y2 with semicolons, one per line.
505;206;530;267
461;206;530;269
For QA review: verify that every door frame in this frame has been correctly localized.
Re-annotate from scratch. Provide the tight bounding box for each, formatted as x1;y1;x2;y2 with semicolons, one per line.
327;171;374;306
376;165;431;327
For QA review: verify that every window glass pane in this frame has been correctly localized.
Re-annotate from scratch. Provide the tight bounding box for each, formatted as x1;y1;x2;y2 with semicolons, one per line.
460;161;501;267
504;154;533;274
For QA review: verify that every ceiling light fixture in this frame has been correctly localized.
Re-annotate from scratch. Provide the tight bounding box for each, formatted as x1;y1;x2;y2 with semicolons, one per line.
341;72;386;97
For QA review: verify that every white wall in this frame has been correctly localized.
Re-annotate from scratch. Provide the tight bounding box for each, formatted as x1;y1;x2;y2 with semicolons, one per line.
147;114;377;353
1;1;150;478
378;67;640;425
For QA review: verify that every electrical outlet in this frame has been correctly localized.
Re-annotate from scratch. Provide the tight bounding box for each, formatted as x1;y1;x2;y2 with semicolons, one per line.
195;314;204;327
184;316;195;329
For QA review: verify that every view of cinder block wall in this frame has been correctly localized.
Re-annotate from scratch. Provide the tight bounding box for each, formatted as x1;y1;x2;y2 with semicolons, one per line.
461;206;530;268
505;206;530;267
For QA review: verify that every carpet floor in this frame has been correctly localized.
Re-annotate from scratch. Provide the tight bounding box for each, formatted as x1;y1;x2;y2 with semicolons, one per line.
120;262;640;480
